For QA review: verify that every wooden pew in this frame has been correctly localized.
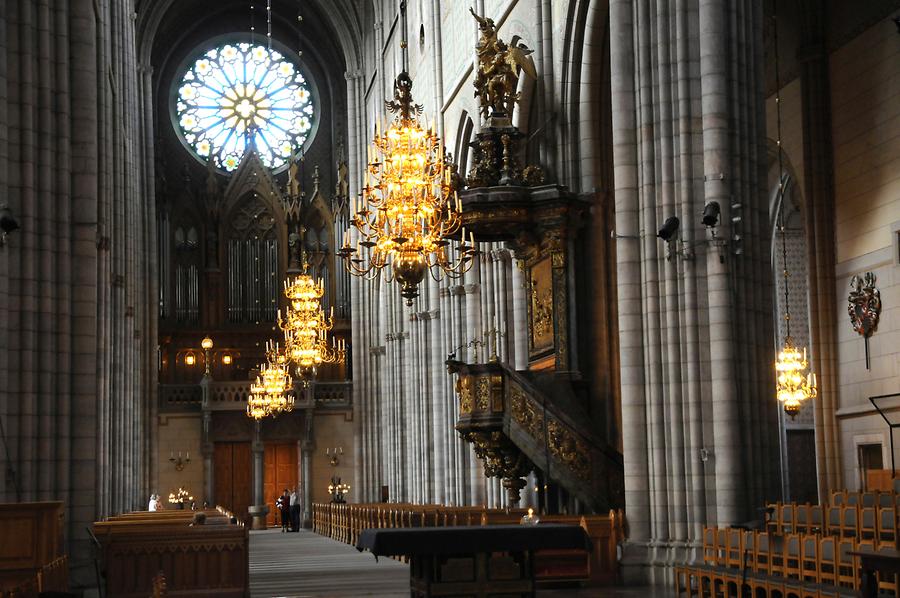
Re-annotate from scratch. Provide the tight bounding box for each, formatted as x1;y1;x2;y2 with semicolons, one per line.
93;509;249;598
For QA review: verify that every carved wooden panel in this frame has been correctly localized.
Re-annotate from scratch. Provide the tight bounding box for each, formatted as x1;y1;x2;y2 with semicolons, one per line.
214;443;252;523
0;502;63;573
527;257;554;359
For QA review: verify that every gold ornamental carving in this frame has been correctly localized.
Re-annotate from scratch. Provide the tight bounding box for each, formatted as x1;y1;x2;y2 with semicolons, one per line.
457;376;474;414
470;9;537;119
475;376;491;411
510;387;543;440
547;419;591;480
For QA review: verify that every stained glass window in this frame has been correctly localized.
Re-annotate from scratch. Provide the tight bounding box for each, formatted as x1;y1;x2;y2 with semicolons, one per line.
175;42;315;172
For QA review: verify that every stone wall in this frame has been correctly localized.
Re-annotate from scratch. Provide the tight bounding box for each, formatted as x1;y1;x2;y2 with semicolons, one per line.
831;16;900;489
0;0;155;585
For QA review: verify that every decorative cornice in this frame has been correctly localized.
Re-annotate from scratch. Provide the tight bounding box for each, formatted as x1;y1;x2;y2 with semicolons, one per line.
369;346;386;356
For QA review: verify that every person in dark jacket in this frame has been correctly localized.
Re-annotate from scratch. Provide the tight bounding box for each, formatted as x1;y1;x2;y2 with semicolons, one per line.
278;489;290;532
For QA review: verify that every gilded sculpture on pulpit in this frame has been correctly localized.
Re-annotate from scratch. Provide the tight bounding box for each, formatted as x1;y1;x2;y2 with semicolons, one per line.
470;8;536;119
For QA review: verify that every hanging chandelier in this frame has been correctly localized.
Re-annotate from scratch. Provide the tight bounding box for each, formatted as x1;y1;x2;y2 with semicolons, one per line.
246;341;293;419
246;385;271;420
772;6;817;419
338;4;474;306
279;267;345;381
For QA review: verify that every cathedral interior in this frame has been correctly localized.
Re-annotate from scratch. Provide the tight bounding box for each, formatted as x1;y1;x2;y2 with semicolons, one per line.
1;0;899;596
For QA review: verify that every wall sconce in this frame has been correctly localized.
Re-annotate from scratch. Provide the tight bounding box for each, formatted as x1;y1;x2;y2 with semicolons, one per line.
185;353;196;366
222;354;232;365
169;451;191;471
326;447;343;466
0;204;19;247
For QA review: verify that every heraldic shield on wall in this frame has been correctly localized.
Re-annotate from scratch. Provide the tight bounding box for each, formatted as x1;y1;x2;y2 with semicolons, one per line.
848;272;882;369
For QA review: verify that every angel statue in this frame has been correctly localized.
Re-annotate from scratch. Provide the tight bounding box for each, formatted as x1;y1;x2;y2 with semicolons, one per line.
470;8;537;120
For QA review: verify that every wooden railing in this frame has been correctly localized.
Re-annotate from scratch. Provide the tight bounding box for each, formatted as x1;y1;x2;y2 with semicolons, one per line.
0;502;66;597
0;556;69;598
311;502;625;586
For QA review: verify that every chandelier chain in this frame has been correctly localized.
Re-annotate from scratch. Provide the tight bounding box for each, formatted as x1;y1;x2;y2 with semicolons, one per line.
773;1;791;340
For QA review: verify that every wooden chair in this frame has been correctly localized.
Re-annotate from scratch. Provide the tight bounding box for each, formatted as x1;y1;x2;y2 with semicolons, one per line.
860;507;877;540
879;507;897;547
781;504;796;534
796;504;810;534
861;492;877;508
702;527;717;565
840;506;859;539
818;536;837;587
783;534;802;580
726;528;744;569
880;492;895;508
826;506;842;537
810;505;824;534
800;535;819;583
836;538;857;589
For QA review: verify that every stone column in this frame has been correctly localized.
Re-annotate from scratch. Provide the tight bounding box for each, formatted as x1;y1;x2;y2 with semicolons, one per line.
797;0;841;500
249;422;268;529
610;0;776;584
302;441;313;527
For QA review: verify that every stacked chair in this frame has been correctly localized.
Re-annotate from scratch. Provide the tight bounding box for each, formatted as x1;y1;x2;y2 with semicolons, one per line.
675;491;900;597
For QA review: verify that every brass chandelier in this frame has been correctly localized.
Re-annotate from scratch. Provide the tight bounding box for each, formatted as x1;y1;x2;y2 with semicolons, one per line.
246;340;294;420
279;266;345;382
339;4;474;306
772;7;816;419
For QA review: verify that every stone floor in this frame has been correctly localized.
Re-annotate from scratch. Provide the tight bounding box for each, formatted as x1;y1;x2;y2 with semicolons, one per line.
248;528;674;597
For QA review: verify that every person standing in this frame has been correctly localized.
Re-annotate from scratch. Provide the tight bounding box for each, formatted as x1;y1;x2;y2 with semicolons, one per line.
289;485;300;532
278;489;290;532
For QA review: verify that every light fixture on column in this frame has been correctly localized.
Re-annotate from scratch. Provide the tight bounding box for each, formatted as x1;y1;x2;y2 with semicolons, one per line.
0;204;19;247
201;335;214;375
339;1;475;306
772;6;816;419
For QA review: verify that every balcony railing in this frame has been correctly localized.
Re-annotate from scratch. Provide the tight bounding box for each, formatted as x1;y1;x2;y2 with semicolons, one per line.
159;380;352;412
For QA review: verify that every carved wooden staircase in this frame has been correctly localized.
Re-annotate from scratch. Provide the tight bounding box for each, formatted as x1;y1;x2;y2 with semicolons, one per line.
448;360;624;513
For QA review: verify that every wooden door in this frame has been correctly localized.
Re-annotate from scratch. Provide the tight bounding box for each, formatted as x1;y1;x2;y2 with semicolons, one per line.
264;443;298;526
214;442;252;523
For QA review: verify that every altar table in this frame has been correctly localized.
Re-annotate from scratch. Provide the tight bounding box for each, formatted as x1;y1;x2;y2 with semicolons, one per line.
356;524;592;597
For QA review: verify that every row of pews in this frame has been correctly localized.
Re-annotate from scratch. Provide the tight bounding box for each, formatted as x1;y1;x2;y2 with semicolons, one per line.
92;506;249;598
311;502;626;587
0;502;68;598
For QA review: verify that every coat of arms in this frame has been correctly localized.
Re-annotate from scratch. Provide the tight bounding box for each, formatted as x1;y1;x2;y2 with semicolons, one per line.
848;272;881;369
848;272;881;337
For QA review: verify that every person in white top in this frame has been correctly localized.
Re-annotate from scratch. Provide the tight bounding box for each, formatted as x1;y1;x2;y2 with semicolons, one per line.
148;494;159;512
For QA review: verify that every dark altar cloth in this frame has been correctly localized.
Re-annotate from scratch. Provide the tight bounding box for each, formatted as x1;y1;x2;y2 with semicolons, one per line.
355;524;592;558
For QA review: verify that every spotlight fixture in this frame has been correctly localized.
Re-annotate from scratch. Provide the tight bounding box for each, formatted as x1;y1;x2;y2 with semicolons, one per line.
0;204;19;247
701;201;721;227
657;216;680;242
